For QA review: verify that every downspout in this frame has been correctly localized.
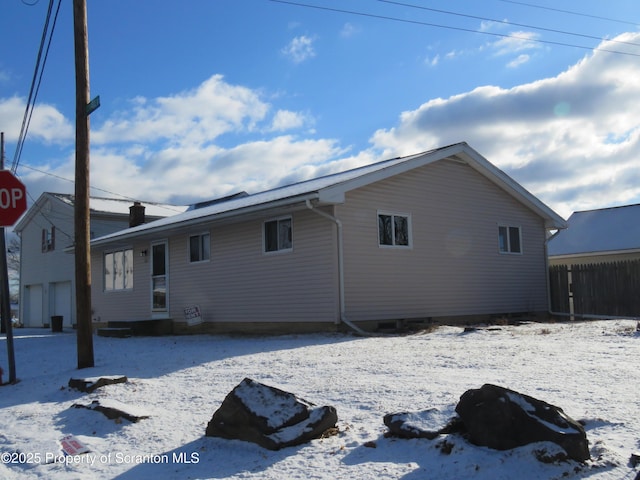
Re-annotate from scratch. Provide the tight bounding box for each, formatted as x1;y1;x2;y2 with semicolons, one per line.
305;200;375;336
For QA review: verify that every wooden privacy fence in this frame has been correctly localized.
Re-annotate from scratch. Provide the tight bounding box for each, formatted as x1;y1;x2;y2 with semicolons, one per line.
549;260;640;317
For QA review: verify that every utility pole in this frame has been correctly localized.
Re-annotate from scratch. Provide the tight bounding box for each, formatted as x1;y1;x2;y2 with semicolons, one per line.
73;0;94;369
0;132;16;383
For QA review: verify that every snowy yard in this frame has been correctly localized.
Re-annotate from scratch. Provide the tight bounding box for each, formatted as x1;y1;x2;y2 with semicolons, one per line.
0;319;638;479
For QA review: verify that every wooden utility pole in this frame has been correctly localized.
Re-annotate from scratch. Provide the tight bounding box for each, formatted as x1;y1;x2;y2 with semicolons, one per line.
73;0;94;369
0;132;16;383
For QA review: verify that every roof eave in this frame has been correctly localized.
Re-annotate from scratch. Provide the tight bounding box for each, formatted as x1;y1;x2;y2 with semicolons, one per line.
90;192;320;248
549;247;640;259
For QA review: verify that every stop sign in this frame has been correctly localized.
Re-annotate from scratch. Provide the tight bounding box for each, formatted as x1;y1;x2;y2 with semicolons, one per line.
0;171;27;227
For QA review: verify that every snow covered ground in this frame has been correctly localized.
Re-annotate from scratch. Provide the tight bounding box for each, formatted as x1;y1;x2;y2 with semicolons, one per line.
0;319;638;480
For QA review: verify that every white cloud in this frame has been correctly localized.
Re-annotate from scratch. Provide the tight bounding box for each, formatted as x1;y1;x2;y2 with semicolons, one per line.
92;75;269;147
0;96;73;144
490;31;540;56
0;69;10;84
340;23;360;38
269;109;308;132
507;54;530;68
425;54;440;67
369;33;640;218
9;34;640;222
281;35;316;64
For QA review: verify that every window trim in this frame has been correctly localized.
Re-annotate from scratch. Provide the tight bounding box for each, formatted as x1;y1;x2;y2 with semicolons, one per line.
188;231;211;263
263;216;293;254
498;224;523;255
377;211;412;248
103;247;134;292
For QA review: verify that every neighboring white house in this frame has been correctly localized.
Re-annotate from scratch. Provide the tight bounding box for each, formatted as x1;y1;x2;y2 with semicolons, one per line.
548;203;640;266
89;143;567;334
14;193;187;328
547;204;640;318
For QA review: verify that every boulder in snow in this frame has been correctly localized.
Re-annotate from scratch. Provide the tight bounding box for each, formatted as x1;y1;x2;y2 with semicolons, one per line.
383;407;462;439
455;384;590;462
205;378;338;450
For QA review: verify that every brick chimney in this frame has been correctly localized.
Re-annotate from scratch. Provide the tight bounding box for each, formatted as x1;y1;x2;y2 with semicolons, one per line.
129;201;146;227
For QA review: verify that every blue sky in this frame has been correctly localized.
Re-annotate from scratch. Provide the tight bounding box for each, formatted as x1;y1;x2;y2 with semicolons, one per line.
1;0;639;219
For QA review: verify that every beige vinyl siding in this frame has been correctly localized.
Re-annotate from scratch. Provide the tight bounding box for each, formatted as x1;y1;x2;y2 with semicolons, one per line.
338;159;548;321
167;208;339;324
90;243;151;323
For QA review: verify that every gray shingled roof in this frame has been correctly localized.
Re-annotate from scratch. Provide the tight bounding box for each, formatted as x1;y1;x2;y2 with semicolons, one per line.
548;203;640;257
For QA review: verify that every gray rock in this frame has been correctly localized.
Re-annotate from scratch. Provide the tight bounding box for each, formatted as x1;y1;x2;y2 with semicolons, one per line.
384;408;462;439
72;399;149;423
205;378;338;450
455;384;590;462
68;375;127;393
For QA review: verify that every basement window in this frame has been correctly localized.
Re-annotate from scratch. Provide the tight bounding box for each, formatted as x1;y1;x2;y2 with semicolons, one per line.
498;225;522;254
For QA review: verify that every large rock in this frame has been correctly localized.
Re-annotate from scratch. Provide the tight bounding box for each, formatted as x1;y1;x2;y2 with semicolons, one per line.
455;384;589;462
205;378;338;450
383;408;462;439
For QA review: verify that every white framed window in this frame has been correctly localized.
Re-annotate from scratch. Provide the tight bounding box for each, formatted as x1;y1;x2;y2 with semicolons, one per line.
498;225;522;254
189;232;210;263
378;212;411;247
264;217;292;253
104;248;134;291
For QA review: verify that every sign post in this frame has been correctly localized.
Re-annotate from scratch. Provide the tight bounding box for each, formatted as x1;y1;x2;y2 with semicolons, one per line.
0;169;27;384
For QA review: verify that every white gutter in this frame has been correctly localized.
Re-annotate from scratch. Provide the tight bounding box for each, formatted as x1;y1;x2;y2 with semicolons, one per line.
305;200;377;336
91;193;320;248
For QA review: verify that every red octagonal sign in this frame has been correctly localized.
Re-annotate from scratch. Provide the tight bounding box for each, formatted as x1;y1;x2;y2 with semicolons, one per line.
0;170;27;227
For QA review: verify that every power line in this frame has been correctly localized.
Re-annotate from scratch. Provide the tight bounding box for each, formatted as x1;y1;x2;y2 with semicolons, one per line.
11;0;63;174
267;0;640;57
18;163;188;214
496;0;640;27
377;0;640;49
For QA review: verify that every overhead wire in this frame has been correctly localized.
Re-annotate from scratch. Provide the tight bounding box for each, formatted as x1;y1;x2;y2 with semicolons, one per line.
495;0;640;27
11;0;63;175
12;0;640;216
19;163;189;215
377;0;640;49
267;0;640;57
9;0;186;217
